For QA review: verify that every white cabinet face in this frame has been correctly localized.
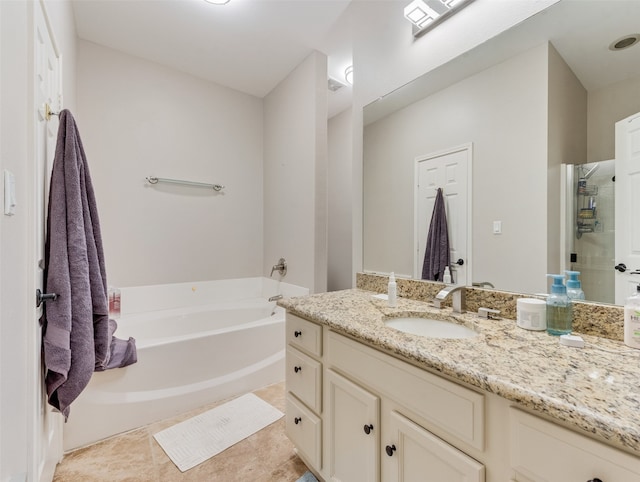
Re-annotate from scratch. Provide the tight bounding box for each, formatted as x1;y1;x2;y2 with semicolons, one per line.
383;410;485;482
327;369;380;482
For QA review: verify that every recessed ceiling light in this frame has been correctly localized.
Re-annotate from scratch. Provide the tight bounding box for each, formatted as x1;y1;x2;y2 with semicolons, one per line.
609;34;640;51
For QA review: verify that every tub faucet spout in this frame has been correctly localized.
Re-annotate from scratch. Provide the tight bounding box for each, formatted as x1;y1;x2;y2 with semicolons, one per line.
433;284;466;313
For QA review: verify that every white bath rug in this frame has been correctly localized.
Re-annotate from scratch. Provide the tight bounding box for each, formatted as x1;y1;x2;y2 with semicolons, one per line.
153;393;284;472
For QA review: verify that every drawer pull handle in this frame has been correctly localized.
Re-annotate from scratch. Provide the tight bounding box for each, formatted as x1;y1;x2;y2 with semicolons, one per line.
385;444;396;457
294;366;302;373
363;424;374;435
294;330;302;337
587;479;603;482
294;417;302;425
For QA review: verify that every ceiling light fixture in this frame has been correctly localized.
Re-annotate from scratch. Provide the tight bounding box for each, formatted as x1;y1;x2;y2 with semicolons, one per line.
404;0;440;29
609;34;640;51
204;0;230;5
404;0;475;38
344;65;353;85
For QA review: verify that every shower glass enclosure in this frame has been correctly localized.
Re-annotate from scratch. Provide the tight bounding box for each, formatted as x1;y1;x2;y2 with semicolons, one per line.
563;160;615;304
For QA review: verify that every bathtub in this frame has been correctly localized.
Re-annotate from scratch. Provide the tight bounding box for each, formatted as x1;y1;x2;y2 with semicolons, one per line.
62;277;308;451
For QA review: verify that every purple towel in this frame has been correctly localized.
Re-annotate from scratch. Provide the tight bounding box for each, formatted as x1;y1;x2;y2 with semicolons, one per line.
421;187;451;281
41;110;136;420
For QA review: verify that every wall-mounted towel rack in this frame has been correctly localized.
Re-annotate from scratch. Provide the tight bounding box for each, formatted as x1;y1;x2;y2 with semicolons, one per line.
145;176;225;192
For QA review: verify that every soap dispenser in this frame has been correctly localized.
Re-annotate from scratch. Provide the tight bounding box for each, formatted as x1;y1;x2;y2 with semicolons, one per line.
565;270;585;300
388;272;397;308
546;274;572;336
623;284;640;349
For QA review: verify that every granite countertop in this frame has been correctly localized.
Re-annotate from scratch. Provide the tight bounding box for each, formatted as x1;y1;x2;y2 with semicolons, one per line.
279;288;640;456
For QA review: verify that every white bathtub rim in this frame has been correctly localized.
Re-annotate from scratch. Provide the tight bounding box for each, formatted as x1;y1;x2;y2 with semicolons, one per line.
118;305;284;348
117;297;278;323
83;349;285;404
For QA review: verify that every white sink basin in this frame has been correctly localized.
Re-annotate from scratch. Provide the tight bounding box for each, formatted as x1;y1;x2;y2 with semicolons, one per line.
384;317;478;339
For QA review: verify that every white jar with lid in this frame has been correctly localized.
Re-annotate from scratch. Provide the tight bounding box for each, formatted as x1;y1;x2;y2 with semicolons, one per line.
517;298;547;331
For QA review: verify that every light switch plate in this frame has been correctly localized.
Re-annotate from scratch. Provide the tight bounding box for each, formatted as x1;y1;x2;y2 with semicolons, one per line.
493;220;502;234
4;169;16;216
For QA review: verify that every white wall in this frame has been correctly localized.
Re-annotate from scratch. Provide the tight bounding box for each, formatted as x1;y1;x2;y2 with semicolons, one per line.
328;107;353;291
0;1;76;479
77;41;264;287
263;51;328;293
363;44;549;293
0;3;30;477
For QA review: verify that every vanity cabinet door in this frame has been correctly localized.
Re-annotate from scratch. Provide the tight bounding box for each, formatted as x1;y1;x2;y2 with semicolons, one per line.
326;369;380;482
382;410;484;482
510;408;640;482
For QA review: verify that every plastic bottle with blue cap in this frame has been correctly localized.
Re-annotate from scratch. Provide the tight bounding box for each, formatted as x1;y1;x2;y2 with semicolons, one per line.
565;270;585;300
546;274;573;336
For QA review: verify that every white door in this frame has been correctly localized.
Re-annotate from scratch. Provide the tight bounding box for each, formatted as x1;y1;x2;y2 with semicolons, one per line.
31;2;63;480
415;145;472;284
615;112;640;305
326;369;380;482
382;411;484;482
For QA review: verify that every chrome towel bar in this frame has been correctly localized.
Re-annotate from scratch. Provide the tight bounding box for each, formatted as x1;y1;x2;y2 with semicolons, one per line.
145;176;224;192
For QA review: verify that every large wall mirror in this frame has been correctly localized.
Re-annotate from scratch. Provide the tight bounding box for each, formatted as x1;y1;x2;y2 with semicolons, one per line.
363;0;640;306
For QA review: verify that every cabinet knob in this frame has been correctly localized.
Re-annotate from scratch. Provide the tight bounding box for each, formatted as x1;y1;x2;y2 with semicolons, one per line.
294;417;301;425
363;424;374;435
385;444;396;457
294;366;302;373
294;330;302;337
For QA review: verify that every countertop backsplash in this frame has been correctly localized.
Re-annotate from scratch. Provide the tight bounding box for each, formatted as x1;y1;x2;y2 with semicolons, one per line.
356;272;624;342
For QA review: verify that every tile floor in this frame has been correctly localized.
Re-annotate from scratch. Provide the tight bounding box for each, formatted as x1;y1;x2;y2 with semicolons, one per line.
53;382;309;482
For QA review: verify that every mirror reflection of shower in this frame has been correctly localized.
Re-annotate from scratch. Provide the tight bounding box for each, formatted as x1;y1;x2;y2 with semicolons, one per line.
564;160;615;304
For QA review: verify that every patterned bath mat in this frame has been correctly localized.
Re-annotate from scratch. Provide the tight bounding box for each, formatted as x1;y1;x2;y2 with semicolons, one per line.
153;393;284;472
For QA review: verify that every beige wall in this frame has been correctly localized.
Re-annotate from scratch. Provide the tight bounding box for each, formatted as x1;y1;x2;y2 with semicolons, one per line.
588;75;640;163
263;51;328;293
351;0;561;282
364;44;550;293
547;43;588;277
328;107;353;291
77;41;264;287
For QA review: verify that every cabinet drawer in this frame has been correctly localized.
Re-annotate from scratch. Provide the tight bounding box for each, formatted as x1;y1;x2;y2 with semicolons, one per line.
286;393;322;470
286;346;322;412
286;314;322;357
328;331;484;451
510;408;640;481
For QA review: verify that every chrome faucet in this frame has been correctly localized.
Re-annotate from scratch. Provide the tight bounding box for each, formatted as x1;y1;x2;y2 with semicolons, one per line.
268;294;283;302
433;284;466;313
270;258;287;277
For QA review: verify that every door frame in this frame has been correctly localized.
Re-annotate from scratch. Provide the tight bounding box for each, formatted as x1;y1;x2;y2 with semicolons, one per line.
28;1;64;480
413;143;473;283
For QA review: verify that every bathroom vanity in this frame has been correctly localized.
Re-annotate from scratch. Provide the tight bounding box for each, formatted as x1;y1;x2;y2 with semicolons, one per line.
280;288;640;482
